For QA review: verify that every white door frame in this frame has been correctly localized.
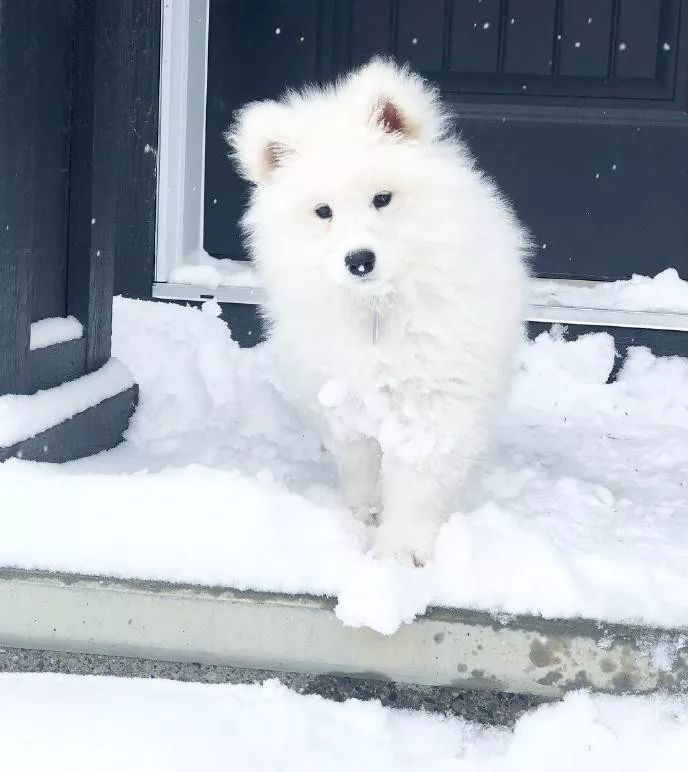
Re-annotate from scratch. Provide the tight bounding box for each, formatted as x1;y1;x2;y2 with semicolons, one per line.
155;0;211;282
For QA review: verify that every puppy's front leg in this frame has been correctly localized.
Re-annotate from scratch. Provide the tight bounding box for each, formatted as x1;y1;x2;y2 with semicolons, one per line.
334;437;382;524
373;454;448;566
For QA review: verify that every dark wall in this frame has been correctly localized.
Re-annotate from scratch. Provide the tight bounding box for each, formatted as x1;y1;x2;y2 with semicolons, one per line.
110;0;161;300
31;2;75;322
1;0;160;391
0;0;76;323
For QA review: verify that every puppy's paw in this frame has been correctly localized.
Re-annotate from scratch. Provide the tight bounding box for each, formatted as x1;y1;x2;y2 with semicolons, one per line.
352;506;379;526
372;521;438;567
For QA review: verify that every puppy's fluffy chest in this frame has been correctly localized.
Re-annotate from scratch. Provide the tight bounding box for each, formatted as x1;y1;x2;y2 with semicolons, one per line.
305;293;460;385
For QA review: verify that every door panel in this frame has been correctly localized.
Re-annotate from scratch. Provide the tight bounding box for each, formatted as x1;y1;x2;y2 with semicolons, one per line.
503;0;556;77
396;0;445;71
203;0;688;280
558;0;613;78
615;0;663;79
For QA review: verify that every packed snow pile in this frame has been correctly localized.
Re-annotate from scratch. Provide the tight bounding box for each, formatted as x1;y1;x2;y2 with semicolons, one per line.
0;674;687;771
0;297;687;633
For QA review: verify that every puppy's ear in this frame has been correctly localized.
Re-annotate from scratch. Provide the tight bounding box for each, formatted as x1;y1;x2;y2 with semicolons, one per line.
226;101;294;184
376;99;410;136
349;57;449;142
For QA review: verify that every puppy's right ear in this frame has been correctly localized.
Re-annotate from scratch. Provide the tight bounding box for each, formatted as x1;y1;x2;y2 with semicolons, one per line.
226;101;293;184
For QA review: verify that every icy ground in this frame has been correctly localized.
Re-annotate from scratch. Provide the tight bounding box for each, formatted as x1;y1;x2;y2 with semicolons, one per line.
0;673;686;771
1;288;688;634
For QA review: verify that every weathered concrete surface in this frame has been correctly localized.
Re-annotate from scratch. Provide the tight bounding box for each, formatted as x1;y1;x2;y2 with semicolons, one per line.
0;647;543;726
0;568;686;698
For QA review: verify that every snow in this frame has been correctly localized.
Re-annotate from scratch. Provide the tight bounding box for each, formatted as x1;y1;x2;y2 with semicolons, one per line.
0;674;686;771
29;315;83;350
1;296;687;634
169;254;260;289
0;359;134;448
531;268;688;315
168;264;225;288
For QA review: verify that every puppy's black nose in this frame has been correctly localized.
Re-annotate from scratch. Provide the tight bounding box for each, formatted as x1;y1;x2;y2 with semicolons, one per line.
345;249;376;277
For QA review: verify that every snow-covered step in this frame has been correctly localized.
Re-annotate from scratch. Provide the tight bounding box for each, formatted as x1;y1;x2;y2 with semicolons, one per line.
29;316;83;351
0;360;137;462
0;359;133;449
0;568;685;698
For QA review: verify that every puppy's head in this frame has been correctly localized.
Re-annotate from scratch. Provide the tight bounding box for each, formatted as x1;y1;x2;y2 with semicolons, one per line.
226;59;463;298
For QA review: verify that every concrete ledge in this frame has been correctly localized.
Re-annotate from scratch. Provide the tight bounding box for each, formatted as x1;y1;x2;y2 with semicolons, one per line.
0;569;686;697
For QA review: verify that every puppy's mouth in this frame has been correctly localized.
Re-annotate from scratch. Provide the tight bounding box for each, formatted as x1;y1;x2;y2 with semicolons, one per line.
347;274;394;298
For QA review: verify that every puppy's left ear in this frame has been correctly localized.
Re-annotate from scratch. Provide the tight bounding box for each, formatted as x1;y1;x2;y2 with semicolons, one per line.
347;57;450;142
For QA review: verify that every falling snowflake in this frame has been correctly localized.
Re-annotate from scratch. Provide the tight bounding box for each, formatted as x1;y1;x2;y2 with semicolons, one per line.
663;42;671;51
574;41;581;48
274;27;281;35
618;42;627;51
483;22;490;29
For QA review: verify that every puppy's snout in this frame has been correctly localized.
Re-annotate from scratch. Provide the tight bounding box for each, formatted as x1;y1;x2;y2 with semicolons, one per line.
345;249;376;277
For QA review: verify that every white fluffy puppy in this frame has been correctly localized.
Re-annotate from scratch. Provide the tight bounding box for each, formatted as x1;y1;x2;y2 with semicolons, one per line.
229;59;529;565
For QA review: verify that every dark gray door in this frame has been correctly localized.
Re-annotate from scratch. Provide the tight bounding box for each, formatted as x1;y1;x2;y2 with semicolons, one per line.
204;0;688;281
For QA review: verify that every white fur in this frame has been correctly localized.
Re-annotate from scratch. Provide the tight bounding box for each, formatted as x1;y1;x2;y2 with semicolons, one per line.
228;59;530;565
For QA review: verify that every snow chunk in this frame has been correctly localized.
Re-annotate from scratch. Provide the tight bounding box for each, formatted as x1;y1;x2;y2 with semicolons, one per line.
169;264;223;289
30;316;83;351
169;256;260;289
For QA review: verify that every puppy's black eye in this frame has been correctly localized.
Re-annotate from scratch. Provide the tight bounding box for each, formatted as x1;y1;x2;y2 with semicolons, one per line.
373;192;392;209
314;204;333;219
